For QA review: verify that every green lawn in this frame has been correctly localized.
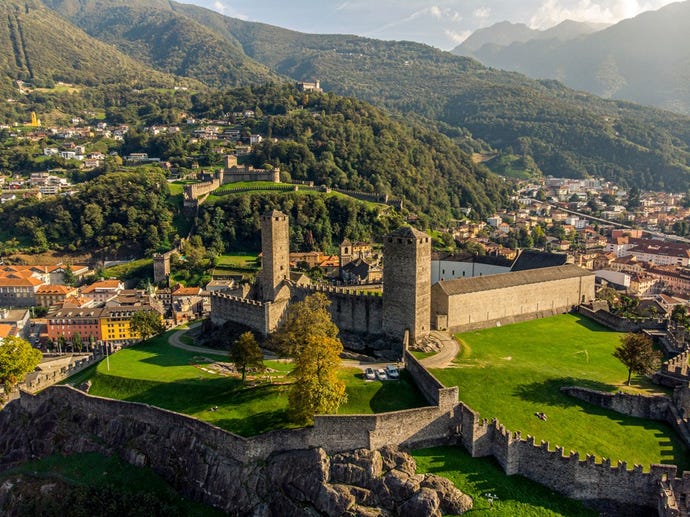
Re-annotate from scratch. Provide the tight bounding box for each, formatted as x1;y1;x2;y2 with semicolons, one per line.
216;253;259;270
413;446;596;516
101;258;152;280
338;367;429;414
63;333;427;435
0;452;221;516
431;314;688;470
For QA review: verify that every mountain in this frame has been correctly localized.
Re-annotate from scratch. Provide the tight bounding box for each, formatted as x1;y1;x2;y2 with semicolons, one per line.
40;0;278;88
455;19;607;55
0;0;184;96
39;0;690;191
451;2;690;115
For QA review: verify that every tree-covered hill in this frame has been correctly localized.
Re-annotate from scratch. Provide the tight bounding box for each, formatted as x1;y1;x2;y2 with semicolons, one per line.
41;0;278;88
58;0;690;192
0;0;186;98
190;84;509;222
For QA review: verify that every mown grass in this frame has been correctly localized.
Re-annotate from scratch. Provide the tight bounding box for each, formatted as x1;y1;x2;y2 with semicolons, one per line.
101;258;152;280
413;446;596;516
0;452;221;516
216;252;259;270
431;314;688;470
62;332;426;435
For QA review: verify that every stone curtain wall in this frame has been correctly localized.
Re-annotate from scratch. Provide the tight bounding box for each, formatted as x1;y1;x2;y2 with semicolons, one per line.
578;305;666;333
561;386;670;420
655;350;690;387
2;367;687;512
294;285;384;336
22;353;101;393
210;293;269;335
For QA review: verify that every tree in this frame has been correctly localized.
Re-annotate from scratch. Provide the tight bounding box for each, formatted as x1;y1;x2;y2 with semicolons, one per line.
613;333;661;385
0;336;42;397
130;310;165;341
72;332;83;353
288;334;346;424
63;264;77;286
230;332;264;383
271;293;338;356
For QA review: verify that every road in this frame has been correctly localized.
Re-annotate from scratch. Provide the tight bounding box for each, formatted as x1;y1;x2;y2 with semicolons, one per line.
168;324;459;370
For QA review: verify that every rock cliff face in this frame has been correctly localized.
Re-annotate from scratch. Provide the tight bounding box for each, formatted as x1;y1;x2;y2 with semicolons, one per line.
0;390;471;516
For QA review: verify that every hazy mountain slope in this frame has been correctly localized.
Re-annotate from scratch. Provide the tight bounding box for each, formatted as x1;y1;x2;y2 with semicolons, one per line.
41;0;278;88
0;0;182;94
455;19;606;54
453;1;690;114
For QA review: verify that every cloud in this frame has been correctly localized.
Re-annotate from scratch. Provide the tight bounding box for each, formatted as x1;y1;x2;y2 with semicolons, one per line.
211;1;249;20
473;7;491;19
529;0;674;29
445;29;472;44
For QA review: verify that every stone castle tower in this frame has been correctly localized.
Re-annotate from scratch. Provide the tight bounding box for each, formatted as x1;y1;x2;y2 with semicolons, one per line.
153;252;171;285
260;210;290;302
383;227;431;345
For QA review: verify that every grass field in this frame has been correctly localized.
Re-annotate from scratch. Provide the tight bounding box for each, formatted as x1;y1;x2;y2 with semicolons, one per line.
413;446;596;516
101;258;152;280
0;452;220;516
216;253;259;270
64;332;427;435
431;314;689;470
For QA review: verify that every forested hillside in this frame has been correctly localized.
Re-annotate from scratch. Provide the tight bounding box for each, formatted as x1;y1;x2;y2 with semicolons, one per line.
40;0;278;88
0;0;184;97
190;84;508;222
43;0;690;191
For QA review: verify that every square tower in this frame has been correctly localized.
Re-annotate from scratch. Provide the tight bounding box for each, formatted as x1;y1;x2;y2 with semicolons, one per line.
260;210;290;302
383;226;431;344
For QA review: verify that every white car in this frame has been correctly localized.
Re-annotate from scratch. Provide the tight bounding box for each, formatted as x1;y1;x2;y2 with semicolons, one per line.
375;368;388;381
385;365;399;379
364;367;376;380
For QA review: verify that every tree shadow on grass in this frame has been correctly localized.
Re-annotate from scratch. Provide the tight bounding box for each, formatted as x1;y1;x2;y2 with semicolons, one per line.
513;377;616;408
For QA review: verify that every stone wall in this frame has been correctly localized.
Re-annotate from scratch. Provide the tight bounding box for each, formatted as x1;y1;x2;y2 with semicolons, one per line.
209;293;269;335
561;386;670;420
23;353;101;393
578;305;666;333
293;285;384;336
404;351;458;410
655;350;690;387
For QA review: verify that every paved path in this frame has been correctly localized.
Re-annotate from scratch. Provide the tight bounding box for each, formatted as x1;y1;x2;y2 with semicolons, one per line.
168;323;393;370
168;323;228;356
418;331;459;369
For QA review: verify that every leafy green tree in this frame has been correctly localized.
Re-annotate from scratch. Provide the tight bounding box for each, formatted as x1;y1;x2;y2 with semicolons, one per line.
613;333;661;385
130;310;165;341
63;264;77;287
288;334;346;424
230;331;264;383
72;332;83;353
271;293;338;356
0;336;42;397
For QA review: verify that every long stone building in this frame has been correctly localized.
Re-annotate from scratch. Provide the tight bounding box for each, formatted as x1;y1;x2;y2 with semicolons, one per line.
211;210;595;354
431;265;595;333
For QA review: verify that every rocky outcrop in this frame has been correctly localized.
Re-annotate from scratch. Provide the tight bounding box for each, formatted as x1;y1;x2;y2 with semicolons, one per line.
0;389;471;516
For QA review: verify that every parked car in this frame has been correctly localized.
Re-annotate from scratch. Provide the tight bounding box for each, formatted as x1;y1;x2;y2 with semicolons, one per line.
375;368;387;381
385;365;399;379
364;367;376;380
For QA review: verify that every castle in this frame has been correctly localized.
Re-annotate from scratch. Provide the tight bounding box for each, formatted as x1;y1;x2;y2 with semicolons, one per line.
211;210;596;355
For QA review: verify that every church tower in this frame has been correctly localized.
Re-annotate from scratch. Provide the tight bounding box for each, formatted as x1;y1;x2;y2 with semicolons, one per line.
383;226;431;345
260;210;290;302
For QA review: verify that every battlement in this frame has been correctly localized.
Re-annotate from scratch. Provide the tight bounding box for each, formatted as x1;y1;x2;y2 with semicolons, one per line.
297;284;382;299
210;292;266;307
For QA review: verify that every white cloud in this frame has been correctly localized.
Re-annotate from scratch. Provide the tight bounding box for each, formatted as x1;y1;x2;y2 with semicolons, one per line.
444;29;472;44
473;7;492;19
529;0;674;29
211;1;249;20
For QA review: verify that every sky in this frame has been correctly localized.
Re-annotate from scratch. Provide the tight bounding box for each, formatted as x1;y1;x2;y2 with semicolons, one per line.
181;0;678;50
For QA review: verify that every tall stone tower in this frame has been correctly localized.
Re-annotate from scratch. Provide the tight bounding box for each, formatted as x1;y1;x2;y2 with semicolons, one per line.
153;252;170;285
383;226;431;345
260;210;290;302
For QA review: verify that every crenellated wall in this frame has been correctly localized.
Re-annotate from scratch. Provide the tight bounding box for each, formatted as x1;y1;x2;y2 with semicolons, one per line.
293;285;384;336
